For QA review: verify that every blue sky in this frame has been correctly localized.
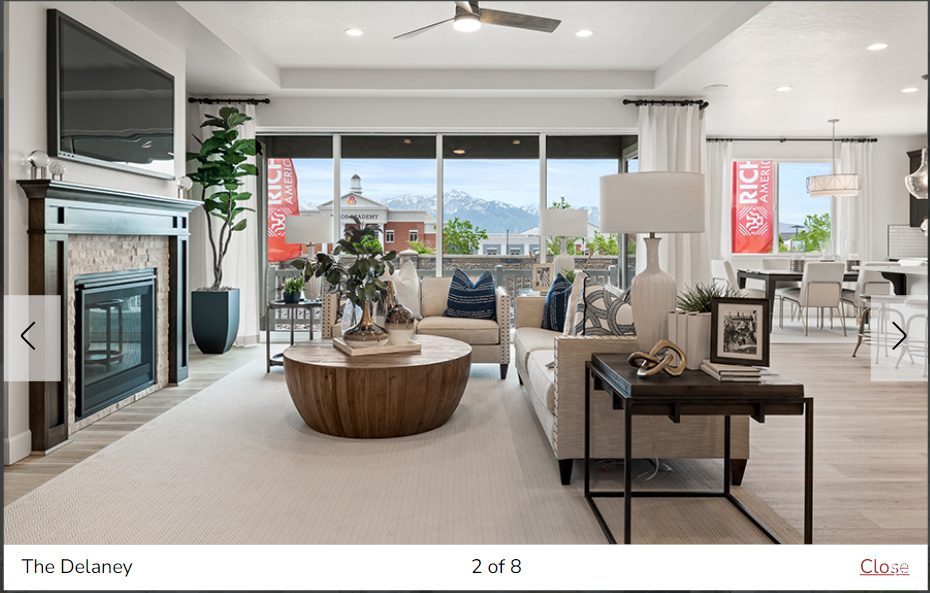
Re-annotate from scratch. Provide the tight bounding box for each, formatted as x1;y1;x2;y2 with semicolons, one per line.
291;158;618;210
777;162;832;227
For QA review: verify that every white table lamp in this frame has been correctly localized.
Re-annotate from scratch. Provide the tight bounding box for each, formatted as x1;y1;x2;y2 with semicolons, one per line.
540;208;588;277
599;171;706;349
286;214;335;259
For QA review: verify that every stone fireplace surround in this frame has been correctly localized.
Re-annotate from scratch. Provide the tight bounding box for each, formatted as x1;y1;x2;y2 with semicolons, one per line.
17;180;197;452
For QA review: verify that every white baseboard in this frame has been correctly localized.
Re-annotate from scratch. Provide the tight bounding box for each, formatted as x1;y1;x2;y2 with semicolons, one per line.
4;429;32;466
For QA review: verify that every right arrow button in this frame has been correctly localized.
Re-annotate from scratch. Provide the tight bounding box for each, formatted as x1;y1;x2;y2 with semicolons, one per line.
892;321;907;350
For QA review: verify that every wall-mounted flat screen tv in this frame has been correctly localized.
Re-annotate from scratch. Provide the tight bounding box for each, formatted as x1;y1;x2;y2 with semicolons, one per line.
47;9;175;179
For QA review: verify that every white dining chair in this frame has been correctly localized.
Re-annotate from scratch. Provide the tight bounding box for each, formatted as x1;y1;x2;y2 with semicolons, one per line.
842;262;897;325
761;257;790;270
776;262;847;336
722;260;766;298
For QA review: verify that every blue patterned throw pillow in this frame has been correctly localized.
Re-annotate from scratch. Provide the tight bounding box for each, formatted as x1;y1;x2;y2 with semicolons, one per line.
574;277;636;336
444;269;497;320
542;273;573;331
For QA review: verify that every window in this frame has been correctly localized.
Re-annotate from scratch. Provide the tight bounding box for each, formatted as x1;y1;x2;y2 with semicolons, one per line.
510;247;522;255
442;135;539;262
486;247;498;255
731;161;832;254
546;135;629;285
385;229;394;243
409;229;418;243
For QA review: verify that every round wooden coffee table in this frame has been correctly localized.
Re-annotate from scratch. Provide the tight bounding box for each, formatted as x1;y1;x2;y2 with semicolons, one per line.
283;334;472;438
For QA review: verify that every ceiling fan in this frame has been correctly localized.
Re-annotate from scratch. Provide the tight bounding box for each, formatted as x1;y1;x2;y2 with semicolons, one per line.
393;1;561;40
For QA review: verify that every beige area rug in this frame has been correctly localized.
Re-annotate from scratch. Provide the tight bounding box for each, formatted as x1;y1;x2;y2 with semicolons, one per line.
4;360;800;545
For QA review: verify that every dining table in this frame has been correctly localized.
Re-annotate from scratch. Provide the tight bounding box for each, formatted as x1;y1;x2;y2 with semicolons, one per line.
737;268;860;328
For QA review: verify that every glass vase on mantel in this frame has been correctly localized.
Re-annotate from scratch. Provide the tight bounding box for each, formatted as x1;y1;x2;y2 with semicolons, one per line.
343;298;390;347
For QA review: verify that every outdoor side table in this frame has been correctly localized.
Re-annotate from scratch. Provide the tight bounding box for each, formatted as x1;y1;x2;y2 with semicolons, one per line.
266;299;321;372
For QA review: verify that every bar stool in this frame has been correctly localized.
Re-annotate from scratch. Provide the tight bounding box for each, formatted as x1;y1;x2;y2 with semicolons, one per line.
872;296;906;364
895;296;928;377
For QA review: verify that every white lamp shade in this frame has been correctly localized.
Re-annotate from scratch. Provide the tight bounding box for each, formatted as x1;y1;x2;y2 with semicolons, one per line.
285;215;334;244
806;173;859;198
540;208;588;236
599;171;706;233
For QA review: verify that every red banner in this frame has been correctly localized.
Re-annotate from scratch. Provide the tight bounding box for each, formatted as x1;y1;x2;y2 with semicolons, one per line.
732;160;774;254
267;158;301;262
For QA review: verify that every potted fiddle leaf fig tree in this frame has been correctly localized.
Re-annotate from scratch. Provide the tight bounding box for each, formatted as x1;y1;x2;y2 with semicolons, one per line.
301;217;397;346
186;106;258;354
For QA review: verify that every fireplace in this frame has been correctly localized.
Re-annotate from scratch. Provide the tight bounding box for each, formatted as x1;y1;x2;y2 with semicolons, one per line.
18;179;197;452
75;269;156;419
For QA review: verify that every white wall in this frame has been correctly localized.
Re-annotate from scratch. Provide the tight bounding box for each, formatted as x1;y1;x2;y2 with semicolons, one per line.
728;135;927;270
3;2;185;464
256;96;639;133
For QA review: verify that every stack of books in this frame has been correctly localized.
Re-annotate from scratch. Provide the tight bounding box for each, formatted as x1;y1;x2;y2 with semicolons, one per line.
700;360;762;382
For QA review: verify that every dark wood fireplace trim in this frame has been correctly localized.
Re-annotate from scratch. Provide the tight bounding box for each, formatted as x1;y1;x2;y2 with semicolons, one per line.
17;180;198;452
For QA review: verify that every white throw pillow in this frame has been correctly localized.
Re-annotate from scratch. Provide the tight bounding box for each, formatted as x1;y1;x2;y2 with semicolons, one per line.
562;271;588;336
391;259;422;320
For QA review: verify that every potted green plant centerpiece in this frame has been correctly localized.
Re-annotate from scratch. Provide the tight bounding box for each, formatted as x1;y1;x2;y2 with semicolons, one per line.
186;106;258;354
302;218;397;346
282;276;305;304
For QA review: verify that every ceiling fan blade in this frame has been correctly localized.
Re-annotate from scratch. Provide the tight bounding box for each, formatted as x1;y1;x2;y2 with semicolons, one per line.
478;8;561;32
393;17;454;40
454;1;478;15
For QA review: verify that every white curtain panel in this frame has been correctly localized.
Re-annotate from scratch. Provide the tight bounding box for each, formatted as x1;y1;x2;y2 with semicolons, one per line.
835;142;874;261
706;140;733;261
636;104;710;289
188;102;261;347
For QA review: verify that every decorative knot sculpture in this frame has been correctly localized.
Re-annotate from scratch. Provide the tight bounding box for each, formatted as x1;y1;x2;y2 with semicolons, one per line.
628;339;687;377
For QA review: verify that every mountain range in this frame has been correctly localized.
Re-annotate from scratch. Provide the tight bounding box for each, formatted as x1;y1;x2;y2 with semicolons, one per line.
300;190;599;235
381;191;599;235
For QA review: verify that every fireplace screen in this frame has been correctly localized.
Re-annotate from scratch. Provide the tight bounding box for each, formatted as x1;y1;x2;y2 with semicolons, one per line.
75;269;156;419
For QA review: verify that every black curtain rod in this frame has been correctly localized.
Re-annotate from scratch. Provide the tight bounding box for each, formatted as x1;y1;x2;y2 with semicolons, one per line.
706;137;878;143
623;98;710;111
188;97;270;105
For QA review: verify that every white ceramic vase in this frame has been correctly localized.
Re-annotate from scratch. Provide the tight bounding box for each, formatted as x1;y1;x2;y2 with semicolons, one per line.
685;312;712;370
631;236;677;351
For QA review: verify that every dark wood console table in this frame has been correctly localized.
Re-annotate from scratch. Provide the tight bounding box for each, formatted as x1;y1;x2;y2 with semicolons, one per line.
584;354;812;544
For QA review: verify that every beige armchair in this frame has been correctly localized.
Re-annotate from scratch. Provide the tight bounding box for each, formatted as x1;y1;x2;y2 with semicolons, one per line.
320;274;512;379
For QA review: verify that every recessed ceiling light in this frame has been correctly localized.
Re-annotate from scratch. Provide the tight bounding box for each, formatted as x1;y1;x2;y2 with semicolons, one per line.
403;138;412;144
703;84;728;92
902;87;919;93
775;86;793;92
512;139;521;145
345;28;363;37
453;148;466;155
575;29;593;38
866;43;888;51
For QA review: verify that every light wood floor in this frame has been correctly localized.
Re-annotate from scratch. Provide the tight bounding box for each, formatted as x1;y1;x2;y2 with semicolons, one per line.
5;340;927;544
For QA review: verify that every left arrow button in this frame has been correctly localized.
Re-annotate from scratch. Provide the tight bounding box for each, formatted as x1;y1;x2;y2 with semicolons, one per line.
21;321;36;350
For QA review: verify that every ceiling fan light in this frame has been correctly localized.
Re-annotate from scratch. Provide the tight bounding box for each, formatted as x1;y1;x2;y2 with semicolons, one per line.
453;13;481;32
806;174;860;197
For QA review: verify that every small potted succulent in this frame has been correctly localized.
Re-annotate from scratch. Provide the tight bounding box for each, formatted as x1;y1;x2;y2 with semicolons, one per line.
282;276;305;304
673;283;741;369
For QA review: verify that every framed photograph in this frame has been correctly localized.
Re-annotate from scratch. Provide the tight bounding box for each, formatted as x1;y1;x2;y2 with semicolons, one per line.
710;297;770;367
531;263;554;292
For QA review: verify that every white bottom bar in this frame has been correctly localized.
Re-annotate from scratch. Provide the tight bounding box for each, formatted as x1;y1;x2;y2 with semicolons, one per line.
4;544;926;590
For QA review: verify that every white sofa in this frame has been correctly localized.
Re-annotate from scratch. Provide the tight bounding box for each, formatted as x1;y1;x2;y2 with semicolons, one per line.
513;295;750;485
321;275;512;379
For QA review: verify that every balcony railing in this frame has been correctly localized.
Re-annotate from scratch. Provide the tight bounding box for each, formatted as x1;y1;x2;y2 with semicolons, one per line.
263;262;622;331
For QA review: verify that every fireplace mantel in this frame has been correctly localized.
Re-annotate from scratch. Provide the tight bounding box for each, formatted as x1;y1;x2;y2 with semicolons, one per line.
17;179;197;452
